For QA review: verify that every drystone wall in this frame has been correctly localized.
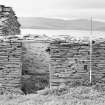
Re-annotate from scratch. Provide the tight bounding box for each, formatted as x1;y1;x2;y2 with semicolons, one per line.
0;5;20;36
0;5;22;94
49;40;105;88
92;41;105;84
0;39;22;94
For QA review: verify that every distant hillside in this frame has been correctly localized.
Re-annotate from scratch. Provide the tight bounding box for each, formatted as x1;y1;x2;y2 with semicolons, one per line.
18;17;105;31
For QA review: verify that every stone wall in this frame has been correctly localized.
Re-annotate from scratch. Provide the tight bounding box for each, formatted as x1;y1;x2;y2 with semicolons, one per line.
0;5;20;36
0;5;22;94
92;41;105;85
49;40;105;88
0;39;22;94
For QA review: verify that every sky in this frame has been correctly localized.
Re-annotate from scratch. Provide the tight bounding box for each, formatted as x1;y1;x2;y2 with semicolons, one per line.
1;0;105;20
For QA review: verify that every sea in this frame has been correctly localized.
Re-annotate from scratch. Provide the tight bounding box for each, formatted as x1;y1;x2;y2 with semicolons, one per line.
21;29;105;39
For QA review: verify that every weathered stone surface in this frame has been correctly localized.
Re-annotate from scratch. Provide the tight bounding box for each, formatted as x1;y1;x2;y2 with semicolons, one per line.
0;40;22;91
0;5;20;36
0;5;22;94
49;40;105;88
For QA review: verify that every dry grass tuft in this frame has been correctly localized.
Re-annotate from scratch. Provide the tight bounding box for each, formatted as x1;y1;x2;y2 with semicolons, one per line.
0;86;105;105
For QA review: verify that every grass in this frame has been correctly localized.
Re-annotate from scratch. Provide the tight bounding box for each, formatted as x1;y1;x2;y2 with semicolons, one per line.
21;41;50;93
1;86;105;105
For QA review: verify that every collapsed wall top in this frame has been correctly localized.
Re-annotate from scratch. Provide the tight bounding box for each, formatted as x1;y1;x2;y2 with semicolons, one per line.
0;5;21;36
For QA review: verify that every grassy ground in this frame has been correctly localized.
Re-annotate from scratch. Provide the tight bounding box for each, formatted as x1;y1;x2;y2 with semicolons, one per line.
1;86;105;105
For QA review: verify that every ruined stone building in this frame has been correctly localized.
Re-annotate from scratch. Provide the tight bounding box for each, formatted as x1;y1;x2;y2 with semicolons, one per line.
0;5;105;94
0;5;21;36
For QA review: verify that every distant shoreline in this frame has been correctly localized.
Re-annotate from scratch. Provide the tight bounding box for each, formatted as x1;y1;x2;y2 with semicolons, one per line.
20;28;105;32
21;29;105;39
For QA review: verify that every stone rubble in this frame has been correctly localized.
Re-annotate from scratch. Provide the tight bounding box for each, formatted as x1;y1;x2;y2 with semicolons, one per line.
0;5;20;36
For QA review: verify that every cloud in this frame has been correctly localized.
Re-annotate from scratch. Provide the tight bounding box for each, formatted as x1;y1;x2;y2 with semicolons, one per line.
60;0;105;9
0;0;105;20
36;8;105;20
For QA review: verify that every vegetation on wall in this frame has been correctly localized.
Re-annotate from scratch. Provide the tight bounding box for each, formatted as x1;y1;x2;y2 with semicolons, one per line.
21;42;50;94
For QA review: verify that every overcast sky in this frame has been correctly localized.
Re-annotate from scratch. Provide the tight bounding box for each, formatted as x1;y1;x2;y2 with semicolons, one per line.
1;0;105;20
